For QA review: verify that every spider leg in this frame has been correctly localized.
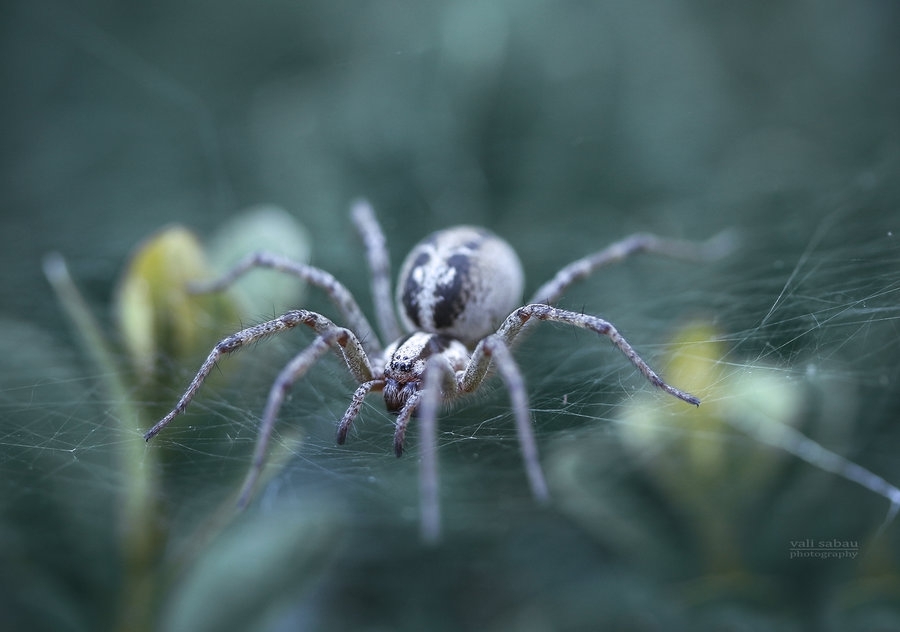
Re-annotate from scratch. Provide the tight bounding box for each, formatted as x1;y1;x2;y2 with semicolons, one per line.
336;379;385;445
236;327;350;508
479;336;550;503
417;356;456;543
144;310;374;441
392;390;423;458
191;251;383;359
529;230;735;305
351;199;403;343
462;304;700;406
391;364;457;457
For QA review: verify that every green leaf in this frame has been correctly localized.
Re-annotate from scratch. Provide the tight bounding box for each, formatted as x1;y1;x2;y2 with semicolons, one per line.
206;205;312;317
113;226;240;383
160;504;340;632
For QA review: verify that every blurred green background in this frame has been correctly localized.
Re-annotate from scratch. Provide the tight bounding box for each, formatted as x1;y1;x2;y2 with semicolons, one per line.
3;1;900;630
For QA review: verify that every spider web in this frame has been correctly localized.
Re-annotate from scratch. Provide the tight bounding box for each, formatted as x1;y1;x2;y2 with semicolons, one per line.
2;1;900;631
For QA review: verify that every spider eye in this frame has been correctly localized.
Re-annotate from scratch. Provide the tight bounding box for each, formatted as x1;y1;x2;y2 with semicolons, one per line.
388;357;414;375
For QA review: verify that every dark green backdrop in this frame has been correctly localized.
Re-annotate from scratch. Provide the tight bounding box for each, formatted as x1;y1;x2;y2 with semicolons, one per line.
3;2;899;630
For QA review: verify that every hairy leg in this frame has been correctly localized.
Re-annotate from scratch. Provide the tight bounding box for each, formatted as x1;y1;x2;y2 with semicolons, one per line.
193;251;383;359
236;329;349;507
144;310;374;441
480;335;550;502
352;199;402;344
462;304;699;406
335;379;385;445
529;230;736;305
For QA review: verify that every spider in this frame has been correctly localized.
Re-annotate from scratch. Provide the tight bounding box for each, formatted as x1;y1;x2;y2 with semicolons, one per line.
145;199;726;542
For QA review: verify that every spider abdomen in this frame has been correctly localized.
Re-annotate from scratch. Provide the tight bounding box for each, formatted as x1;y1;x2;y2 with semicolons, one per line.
396;226;524;344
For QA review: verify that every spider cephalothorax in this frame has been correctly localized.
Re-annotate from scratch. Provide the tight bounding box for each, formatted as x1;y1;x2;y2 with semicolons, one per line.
145;199;724;542
382;332;469;416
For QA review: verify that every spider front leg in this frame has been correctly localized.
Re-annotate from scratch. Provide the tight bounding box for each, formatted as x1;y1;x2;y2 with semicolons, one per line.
391;364;457;458
467;304;700;407
457;336;551;507
451;303;699;521
496;303;700;406
335;379;385;445
416;357;456;543
144;309;374;441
